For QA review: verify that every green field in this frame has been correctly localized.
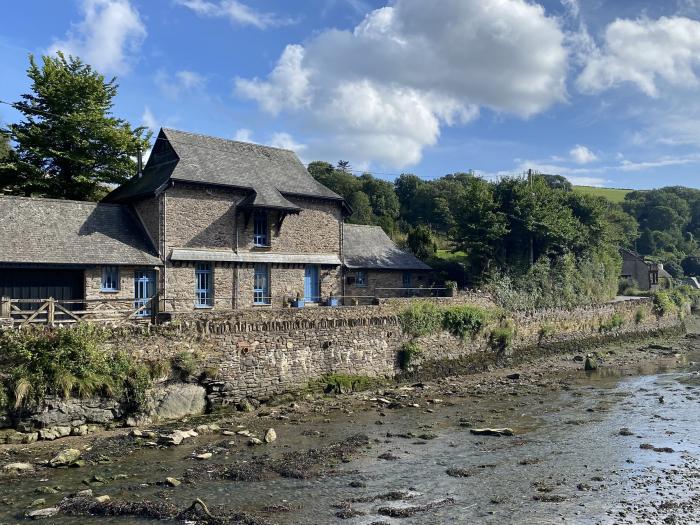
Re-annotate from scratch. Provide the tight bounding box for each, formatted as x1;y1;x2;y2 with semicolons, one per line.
573;185;633;203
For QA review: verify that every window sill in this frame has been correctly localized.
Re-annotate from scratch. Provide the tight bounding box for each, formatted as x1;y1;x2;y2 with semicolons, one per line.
354;284;367;288
195;305;213;309
252;245;272;250
100;289;120;293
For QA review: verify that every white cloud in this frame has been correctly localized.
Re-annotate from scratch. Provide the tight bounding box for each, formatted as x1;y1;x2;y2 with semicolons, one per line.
155;69;206;98
233;128;253;142
234;0;568;168
569;144;597;164
174;0;295;29
268;132;307;153
577;16;700;96
235;45;311;115
142;106;158;132
49;0;146;74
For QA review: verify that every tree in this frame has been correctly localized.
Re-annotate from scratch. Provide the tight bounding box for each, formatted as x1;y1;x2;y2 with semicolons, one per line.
406;225;436;260
347;191;374;224
336;160;351;172
0;53;151;200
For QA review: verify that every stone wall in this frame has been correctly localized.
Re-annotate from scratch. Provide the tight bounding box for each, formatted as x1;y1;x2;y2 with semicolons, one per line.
109;296;683;408
0;296;685;441
133;196;162;255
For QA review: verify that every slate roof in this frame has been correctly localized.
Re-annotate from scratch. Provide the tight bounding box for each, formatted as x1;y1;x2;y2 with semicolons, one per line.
342;224;432;271
0;196;161;266
105;128;345;211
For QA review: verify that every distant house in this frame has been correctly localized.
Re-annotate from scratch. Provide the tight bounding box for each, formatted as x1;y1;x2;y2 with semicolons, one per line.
620;248;672;291
0;128;432;313
343;224;433;298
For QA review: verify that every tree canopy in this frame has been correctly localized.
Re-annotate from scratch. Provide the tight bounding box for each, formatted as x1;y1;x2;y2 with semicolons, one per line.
0;53;150;201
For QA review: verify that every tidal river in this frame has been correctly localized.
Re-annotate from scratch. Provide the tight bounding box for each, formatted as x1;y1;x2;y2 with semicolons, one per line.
2;333;700;524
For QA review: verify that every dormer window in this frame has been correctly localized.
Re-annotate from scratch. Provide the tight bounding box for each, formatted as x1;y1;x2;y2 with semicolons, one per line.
253;211;269;247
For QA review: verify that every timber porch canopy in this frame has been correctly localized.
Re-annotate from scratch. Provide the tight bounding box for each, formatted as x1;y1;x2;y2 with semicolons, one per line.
0;195;161;303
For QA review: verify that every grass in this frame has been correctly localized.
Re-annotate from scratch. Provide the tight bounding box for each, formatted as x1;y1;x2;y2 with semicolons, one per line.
434;249;468;263
573;186;633;203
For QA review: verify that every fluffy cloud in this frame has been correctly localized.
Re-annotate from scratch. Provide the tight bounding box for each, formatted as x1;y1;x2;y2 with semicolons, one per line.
155;69;206;98
235;0;568;168
569;145;597;164
175;0;294;29
49;0;146;74
577;16;700;96
141;106;158;133
268;132;307;153
233;128;253;142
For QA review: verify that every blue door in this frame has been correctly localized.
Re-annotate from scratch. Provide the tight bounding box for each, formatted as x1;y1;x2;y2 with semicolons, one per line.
134;270;156;316
304;265;319;302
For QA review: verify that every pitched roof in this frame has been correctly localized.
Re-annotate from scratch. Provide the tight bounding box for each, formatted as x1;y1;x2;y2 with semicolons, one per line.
0;196;161;266
343;224;432;271
105;128;344;211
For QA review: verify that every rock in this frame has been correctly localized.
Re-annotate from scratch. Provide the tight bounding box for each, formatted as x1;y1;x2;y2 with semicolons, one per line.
165;477;181;487
95;495;110;503
3;462;33;473
27;507;59;520
469;428;514;437
619;428;634;436
130;429;144;437
248;437;263;446
148;384;206;422
195;452;212;460
48;449;81;467
584;355;598;371
158;429;197;446
76;489;93;497
28;498;46;508
71;425;89;436
35;486;58;495
264;428;277;443
236;429;253;437
506;373;520;380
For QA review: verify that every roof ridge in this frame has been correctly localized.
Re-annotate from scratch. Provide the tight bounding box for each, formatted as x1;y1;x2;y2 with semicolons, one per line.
0;195;124;207
162;127;296;154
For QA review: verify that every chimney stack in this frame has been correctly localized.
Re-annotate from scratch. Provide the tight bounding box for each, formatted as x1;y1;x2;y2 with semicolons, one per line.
137;146;143;178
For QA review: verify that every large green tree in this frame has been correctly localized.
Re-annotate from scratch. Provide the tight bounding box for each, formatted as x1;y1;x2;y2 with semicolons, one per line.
0;53;150;200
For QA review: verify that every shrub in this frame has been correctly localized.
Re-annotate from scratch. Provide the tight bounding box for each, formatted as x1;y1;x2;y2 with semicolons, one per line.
538;323;556;342
399;302;444;337
0;326;151;410
171;351;198;379
634;308;645;324
653;290;678;316
488;325;514;352
397;342;422;370
442;305;492;339
600;313;625;333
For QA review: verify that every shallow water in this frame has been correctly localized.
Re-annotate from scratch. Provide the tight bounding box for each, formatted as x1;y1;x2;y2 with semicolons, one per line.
3;350;700;524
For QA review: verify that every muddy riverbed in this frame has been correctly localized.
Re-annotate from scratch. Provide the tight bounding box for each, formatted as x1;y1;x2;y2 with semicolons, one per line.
2;328;700;524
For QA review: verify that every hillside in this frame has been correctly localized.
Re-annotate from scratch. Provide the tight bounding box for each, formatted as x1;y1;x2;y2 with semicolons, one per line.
573;185;632;203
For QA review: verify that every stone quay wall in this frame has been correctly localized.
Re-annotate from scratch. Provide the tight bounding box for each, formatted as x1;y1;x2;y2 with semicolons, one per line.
0;295;685;442
109;295;682;408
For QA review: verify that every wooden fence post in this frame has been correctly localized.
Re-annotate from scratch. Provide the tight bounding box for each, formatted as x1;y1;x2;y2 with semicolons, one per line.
47;297;55;326
0;296;10;319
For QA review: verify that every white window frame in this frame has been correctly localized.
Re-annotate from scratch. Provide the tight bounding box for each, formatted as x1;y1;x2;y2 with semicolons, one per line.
101;266;120;292
253;263;270;305
355;270;367;287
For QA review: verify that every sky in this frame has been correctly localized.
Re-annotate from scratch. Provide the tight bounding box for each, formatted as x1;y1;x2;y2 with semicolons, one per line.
2;0;700;189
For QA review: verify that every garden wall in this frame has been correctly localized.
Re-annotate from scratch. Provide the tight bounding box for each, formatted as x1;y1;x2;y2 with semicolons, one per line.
0;295;684;442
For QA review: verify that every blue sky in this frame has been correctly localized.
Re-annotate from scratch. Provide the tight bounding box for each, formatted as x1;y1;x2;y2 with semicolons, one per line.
2;0;700;188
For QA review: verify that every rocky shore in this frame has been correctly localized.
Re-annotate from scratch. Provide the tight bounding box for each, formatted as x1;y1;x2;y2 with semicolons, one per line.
1;326;699;524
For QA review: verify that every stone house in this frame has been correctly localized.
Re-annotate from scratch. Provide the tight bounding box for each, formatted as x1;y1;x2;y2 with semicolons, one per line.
0;128;432;314
620;248;672;291
342;224;433;298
